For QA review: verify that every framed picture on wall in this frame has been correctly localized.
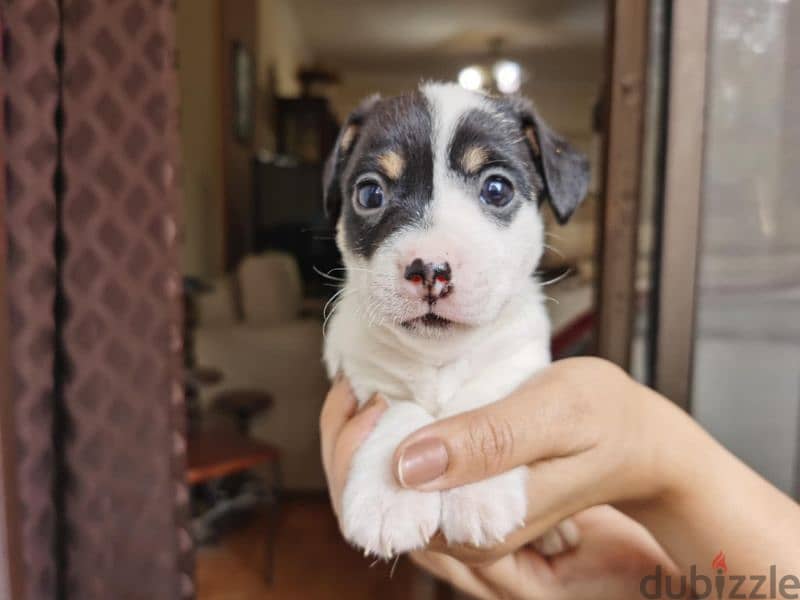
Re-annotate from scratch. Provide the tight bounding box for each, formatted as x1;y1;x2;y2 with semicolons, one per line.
232;41;254;143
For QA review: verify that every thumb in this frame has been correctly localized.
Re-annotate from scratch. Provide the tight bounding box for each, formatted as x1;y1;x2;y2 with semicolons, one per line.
392;365;596;491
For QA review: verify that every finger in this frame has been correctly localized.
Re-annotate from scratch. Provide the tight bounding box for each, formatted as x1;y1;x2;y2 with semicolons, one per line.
393;362;599;491
328;394;388;515
424;461;599;566
531;518;580;556
408;550;497;600
439;456;610;562
319;376;357;477
471;552;550;600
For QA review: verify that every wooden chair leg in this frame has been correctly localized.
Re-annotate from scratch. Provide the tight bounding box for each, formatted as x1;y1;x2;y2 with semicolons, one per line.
264;458;282;584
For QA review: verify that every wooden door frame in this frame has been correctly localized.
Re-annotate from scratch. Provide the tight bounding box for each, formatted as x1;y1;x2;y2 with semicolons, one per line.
651;0;711;411
595;0;650;370
597;0;711;413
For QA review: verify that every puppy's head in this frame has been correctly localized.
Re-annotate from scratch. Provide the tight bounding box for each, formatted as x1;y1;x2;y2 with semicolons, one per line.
324;82;589;336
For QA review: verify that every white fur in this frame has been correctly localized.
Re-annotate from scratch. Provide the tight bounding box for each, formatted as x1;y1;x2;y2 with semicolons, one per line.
324;83;571;558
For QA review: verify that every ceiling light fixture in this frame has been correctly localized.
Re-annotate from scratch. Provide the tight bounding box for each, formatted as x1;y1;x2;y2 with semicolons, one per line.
493;60;522;94
457;38;525;95
458;66;485;91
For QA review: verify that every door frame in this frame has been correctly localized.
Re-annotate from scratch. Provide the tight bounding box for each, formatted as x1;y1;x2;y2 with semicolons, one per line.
651;0;711;411
596;0;650;370
597;0;711;413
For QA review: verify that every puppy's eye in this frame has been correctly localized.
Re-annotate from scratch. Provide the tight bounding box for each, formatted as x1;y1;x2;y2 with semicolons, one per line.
355;181;385;211
480;176;514;208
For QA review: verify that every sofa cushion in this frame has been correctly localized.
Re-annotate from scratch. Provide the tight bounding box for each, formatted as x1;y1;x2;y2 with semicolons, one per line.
238;252;303;326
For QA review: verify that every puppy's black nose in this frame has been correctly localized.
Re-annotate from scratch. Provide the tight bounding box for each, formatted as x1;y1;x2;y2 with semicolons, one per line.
404;258;451;286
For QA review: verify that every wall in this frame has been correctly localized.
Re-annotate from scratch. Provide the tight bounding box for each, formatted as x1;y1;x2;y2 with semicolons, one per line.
176;0;225;277
176;0;312;275
219;0;259;269
254;0;314;150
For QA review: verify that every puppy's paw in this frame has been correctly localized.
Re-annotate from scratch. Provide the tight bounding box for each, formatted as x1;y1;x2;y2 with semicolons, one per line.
532;518;581;556
341;477;441;559
440;466;527;547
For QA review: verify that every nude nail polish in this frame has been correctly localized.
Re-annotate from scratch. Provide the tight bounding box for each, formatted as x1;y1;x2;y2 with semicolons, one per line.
397;438;448;488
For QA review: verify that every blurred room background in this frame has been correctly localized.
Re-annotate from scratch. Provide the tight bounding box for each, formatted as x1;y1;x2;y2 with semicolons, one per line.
174;1;604;597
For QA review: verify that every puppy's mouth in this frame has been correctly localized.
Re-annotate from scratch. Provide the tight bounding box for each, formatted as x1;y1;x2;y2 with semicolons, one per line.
401;312;455;330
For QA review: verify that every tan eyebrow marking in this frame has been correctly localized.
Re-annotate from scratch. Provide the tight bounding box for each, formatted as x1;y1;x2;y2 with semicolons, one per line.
461;145;489;174
377;150;405;180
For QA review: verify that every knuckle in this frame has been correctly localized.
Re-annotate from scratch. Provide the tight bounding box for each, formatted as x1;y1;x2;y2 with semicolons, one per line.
464;413;515;475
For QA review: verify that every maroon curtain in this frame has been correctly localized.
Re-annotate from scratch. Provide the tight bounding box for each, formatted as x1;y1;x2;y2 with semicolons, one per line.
3;1;60;598
3;0;192;597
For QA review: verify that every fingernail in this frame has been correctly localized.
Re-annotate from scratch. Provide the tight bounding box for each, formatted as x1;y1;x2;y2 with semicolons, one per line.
397;438;448;488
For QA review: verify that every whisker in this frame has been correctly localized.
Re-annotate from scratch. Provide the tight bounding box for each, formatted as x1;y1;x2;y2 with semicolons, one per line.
322;287;356;338
540;268;572;287
313;265;346;282
389;555;401;578
542;243;565;259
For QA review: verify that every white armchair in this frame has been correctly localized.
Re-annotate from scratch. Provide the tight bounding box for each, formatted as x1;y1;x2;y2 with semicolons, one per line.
194;252;329;491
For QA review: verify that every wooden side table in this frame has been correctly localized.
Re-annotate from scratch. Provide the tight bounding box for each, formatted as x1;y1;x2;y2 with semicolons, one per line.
187;429;282;583
210;390;273;435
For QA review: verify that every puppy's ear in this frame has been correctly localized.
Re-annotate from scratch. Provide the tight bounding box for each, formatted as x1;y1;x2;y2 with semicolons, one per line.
504;96;590;224
323;94;381;224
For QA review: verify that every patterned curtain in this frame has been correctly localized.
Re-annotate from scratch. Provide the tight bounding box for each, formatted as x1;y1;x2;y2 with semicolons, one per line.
3;1;60;597
3;0;192;597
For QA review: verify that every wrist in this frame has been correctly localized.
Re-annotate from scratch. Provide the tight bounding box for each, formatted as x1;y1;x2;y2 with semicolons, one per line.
617;384;728;568
618;382;710;515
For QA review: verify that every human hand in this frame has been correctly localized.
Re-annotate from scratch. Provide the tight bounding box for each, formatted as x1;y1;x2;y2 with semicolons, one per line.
318;367;681;599
391;357;693;561
410;505;681;600
319;375;387;518
322;358;800;598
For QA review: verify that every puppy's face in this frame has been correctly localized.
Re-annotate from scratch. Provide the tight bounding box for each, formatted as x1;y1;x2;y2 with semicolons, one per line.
324;83;589;337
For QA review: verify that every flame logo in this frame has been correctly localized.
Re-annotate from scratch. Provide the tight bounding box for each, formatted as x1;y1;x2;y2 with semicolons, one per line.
712;551;728;573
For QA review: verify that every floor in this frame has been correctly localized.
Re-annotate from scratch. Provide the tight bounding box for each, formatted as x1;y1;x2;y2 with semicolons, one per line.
195;496;438;600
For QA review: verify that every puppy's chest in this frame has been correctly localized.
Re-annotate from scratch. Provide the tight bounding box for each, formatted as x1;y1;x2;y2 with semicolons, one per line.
404;360;472;416
347;360;488;417
348;344;544;417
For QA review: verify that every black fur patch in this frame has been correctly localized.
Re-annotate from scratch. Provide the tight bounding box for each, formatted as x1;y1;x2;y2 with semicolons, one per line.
448;107;542;225
493;95;590;224
323;88;590;260
339;92;433;259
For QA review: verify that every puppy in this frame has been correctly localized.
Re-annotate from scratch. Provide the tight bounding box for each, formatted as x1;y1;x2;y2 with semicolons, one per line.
322;82;589;559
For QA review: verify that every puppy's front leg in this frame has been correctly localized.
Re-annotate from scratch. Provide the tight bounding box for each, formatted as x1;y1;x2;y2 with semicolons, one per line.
438;362;579;553
340;401;441;559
